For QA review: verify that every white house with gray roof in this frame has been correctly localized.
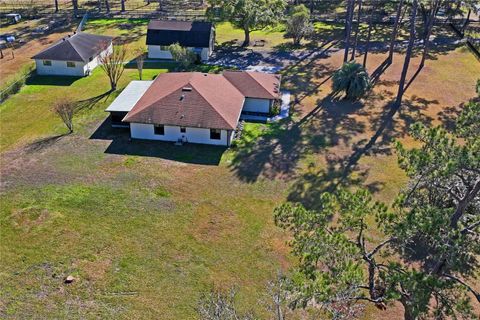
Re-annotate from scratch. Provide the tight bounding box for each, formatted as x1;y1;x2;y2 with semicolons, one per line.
32;32;113;77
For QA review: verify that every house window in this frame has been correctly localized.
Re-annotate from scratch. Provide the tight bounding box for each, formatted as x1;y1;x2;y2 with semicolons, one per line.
66;61;75;68
42;60;52;66
180;127;186;133
154;125;165;135
210;129;221;140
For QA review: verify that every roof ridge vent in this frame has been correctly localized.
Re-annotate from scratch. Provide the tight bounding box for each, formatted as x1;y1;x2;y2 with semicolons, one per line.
182;87;192;91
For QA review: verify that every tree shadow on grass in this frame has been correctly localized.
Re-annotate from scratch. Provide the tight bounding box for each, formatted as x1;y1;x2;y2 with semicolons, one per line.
229;119;311;183
280;42;340;110
287;95;437;210
75;91;112;111
24;133;69;153
229;94;365;183
90;117;226;165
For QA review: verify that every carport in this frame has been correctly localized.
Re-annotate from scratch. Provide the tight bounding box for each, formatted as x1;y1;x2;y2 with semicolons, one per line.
105;81;153;127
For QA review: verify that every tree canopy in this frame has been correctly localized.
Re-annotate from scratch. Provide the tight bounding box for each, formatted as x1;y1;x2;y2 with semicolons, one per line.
285;4;313;46
275;95;480;319
212;0;286;46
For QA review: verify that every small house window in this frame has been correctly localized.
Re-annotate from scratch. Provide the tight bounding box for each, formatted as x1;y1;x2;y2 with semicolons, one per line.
154;125;165;135
66;61;75;68
210;129;221;140
180;127;186;133
42;60;52;66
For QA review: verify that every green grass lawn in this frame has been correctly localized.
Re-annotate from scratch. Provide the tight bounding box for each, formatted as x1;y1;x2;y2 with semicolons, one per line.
215;22;290;49
0;64;172;152
0;174;289;318
83;18;149;56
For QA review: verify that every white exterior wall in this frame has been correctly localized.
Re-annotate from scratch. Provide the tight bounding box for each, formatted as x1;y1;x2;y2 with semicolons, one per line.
242;98;272;114
148;45;211;61
35;59;86;76
147;45;173;59
200;47;210;61
130;123;230;146
35;43;112;76
84;44;113;75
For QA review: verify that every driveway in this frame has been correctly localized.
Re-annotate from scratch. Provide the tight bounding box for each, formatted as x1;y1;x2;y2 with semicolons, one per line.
209;42;342;73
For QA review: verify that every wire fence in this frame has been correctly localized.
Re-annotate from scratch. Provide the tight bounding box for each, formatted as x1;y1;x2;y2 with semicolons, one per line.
0;63;35;103
0;0;206;16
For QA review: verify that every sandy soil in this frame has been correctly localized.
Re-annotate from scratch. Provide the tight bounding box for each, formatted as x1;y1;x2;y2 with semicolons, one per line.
0;17;76;86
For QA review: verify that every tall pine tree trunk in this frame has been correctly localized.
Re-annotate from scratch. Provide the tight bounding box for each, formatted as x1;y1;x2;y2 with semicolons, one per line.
105;0;110;13
350;0;363;61
388;0;404;62
54;0;58;12
400;296;416;320
344;0;355;62
395;0;418;107
121;0;125;12
363;1;375;68
72;0;78;16
462;9;471;32
419;0;440;69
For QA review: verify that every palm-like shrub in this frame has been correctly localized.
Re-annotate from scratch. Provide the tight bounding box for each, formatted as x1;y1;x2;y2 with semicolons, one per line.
332;62;371;100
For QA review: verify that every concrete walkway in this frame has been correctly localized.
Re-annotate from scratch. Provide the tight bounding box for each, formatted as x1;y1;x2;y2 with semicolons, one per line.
269;91;291;122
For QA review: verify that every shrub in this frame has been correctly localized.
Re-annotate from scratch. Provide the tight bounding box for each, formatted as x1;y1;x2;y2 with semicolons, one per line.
270;102;281;116
285;4;313;46
52;99;77;133
332;62;371;101
169;43;197;69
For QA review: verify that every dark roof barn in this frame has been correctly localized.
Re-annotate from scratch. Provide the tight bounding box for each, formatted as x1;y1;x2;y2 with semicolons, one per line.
146;20;213;48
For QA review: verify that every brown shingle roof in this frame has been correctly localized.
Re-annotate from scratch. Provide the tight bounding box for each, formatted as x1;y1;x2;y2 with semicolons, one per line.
223;71;281;100
123;73;245;130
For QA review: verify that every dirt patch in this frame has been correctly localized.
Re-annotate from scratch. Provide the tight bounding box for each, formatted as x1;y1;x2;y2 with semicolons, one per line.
11;206;51;231
79;259;112;282
191;201;243;243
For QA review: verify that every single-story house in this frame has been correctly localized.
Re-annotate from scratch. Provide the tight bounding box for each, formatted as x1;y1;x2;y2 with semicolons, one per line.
146;20;214;61
105;71;281;146
32;32;113;77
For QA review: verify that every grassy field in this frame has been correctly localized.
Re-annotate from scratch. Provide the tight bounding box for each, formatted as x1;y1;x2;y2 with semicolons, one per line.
1;18;479;319
0;63;174;152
